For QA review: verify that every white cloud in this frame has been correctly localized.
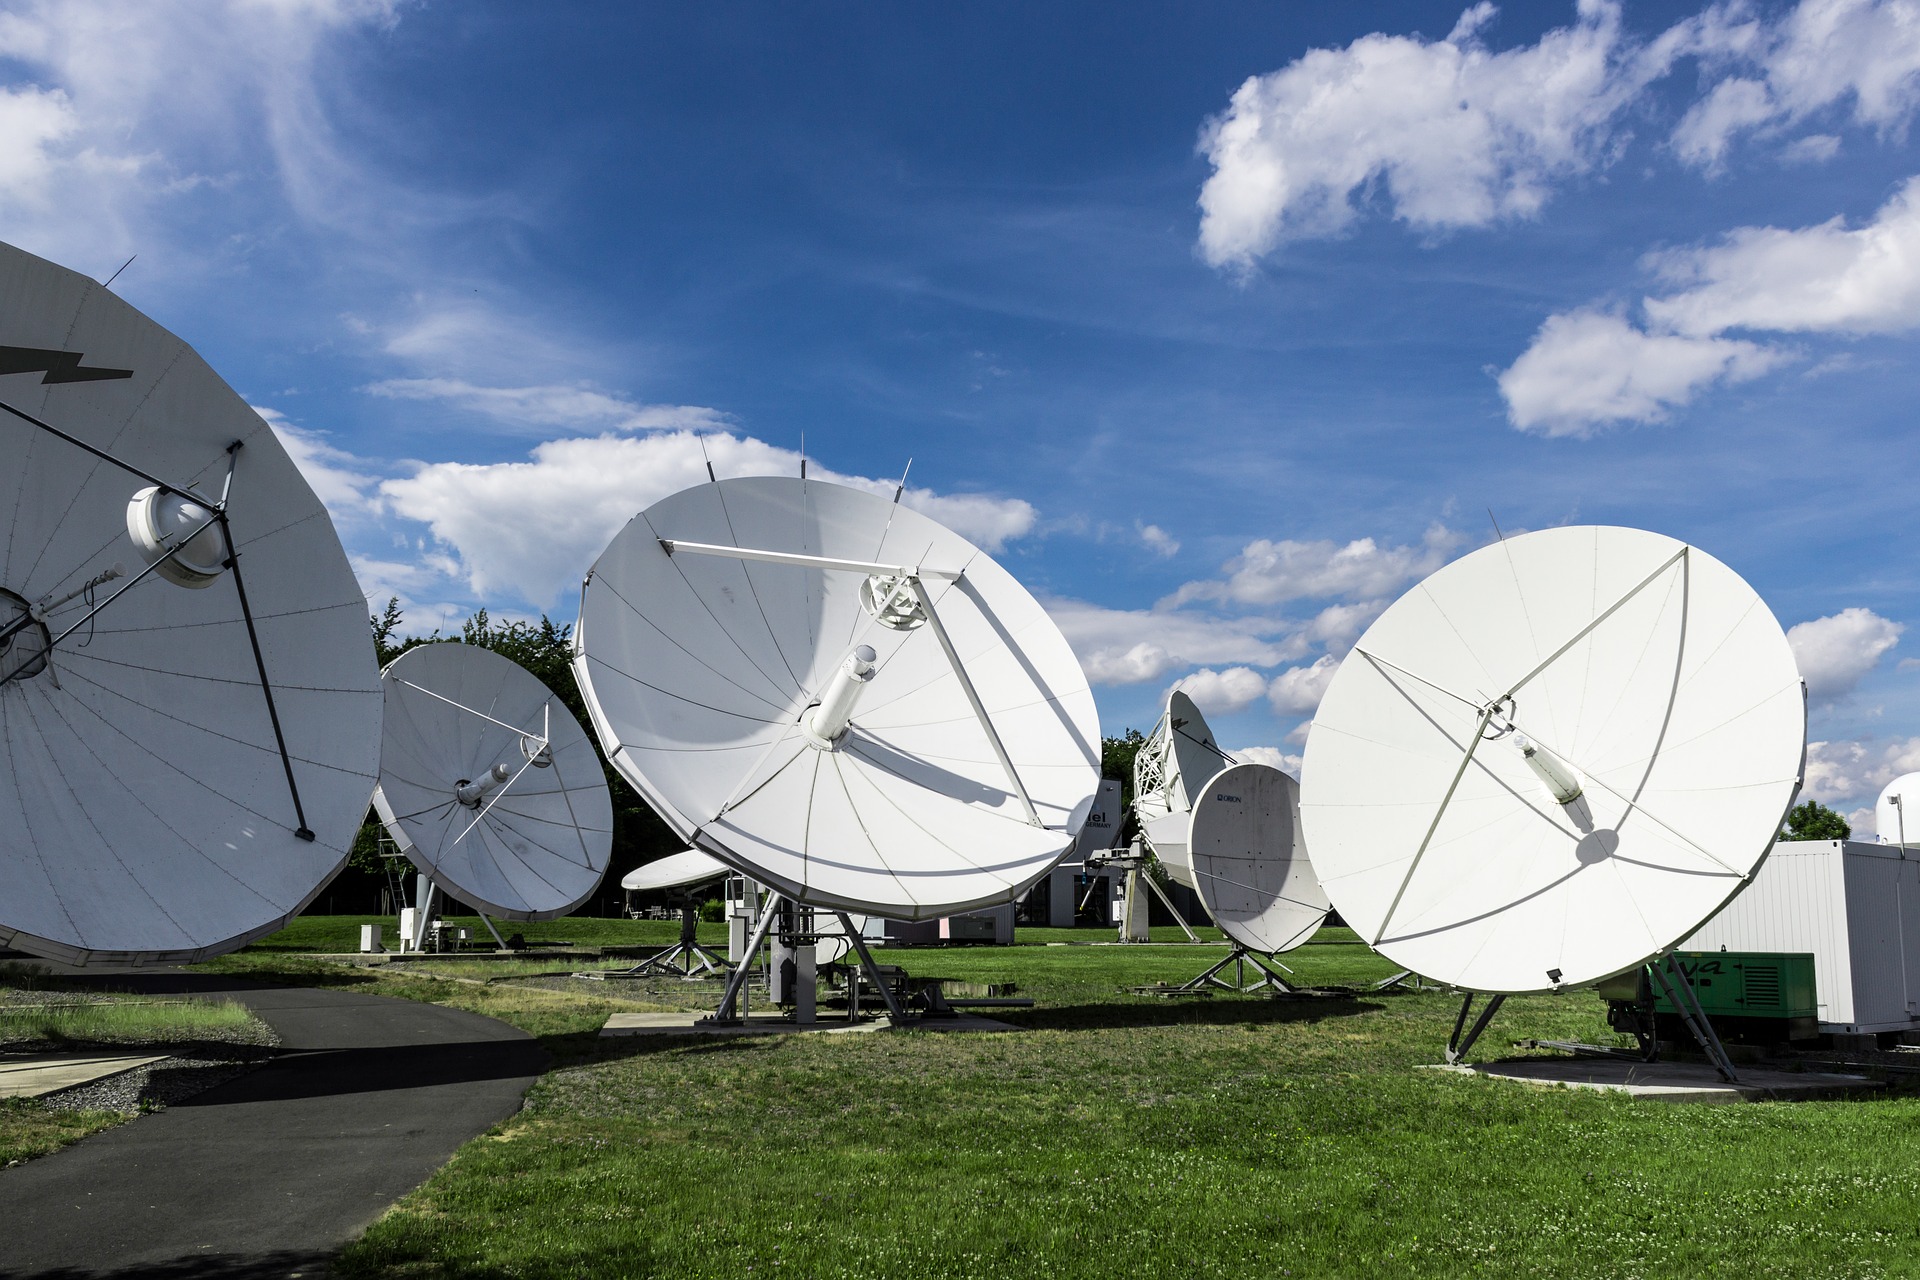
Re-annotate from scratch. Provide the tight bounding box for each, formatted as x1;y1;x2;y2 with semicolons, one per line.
1499;175;1920;433
1196;0;1680;266
0;1;405;266
1166;525;1460;608
261;408;382;520
378;430;1037;608
1268;655;1342;715
367;378;732;436
1787;606;1904;698
1498;309;1785;435
1675;0;1920;170
1644;176;1920;337
1045;597;1307;686
1304;599;1389;653
1802;735;1920;810
1228;745;1304;777
1136;522;1180;558
1171;666;1272;716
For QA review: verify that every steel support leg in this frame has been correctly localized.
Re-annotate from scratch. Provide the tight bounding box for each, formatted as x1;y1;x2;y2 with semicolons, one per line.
837;911;906;1023
1649;957;1740;1083
704;894;782;1025
1445;992;1506;1064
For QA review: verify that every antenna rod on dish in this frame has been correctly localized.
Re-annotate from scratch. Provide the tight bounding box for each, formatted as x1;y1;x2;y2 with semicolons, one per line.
1511;733;1583;805
806;645;877;748
699;434;716;483
102;253;136;290
894;458;912;503
1488;508;1505;541
800;433;806;479
456;762;514;807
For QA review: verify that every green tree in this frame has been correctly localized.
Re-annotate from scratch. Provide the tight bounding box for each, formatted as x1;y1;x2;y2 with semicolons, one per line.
1780;800;1851;843
1101;729;1146;810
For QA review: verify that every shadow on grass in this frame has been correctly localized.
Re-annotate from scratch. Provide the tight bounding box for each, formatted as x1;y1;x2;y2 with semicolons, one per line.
8;1250;338;1280
1002;995;1383;1032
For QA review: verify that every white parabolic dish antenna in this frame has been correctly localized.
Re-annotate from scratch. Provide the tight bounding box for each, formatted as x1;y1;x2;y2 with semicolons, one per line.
0;241;381;963
1134;689;1235;888
1188;762;1330;955
573;475;1101;919
1879;772;1920;849
622;849;729;894
374;643;612;921
1301;525;1806;994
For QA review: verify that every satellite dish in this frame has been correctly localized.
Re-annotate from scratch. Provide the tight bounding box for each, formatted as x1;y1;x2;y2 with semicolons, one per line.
373;643;612;922
1302;525;1806;998
1879;772;1920;849
573;475;1100;920
1188;762;1329;956
0;240;381;964
622;849;728;894
1133;689;1235;888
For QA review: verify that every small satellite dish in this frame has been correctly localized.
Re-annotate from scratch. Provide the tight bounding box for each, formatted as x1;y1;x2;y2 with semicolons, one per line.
0;240;381;964
574;474;1099;1022
622;849;728;894
1133;689;1236;888
574;475;1100;919
374;643;612;922
1188;762;1329;956
1302;525;1806;1000
1879;772;1919;849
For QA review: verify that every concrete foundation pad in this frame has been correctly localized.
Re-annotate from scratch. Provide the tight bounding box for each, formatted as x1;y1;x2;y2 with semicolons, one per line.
0;1051;170;1099
600;1010;1020;1038
1423;1057;1884;1102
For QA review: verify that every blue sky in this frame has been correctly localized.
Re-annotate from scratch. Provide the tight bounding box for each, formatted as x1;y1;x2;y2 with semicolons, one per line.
1;0;1914;829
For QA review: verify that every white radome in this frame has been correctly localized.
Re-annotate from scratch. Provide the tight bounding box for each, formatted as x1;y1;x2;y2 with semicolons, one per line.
0;240;381;963
1878;772;1920;849
1301;525;1806;994
573;476;1102;919
374;643;612;921
1187;762;1330;955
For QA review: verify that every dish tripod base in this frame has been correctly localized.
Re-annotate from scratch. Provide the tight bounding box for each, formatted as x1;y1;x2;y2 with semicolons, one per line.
1373;969;1442;992
702;895;904;1027
1178;947;1296;994
621;906;732;979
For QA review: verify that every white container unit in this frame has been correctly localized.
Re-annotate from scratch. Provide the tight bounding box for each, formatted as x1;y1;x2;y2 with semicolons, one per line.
1682;840;1920;1034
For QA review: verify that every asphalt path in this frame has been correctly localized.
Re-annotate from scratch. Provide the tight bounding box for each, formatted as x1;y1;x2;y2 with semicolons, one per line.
0;969;548;1279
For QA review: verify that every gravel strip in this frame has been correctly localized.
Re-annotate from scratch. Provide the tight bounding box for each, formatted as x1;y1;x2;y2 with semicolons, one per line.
38;1044;279;1114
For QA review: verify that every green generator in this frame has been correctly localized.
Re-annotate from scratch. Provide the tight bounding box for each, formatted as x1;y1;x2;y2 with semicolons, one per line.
1654;952;1819;1040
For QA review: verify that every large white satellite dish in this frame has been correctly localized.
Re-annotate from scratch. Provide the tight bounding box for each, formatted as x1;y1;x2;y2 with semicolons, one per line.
1133;689;1235;889
373;643;611;926
1302;525;1806;1018
574;474;1100;1020
0;241;381;964
1189;762;1330;956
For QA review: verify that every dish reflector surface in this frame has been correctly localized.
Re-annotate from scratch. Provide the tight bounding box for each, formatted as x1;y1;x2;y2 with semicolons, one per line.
0;241;381;963
1134;690;1233;888
622;849;728;894
374;643;612;921
1188;763;1329;955
1879;772;1920;848
1301;525;1805;994
573;476;1100;918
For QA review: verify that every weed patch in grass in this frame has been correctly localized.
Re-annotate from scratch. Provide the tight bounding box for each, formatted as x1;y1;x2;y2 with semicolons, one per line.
0;1096;124;1167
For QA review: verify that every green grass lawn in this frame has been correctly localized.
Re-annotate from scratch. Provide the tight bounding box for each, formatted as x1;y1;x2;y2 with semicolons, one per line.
195;915;1920;1279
